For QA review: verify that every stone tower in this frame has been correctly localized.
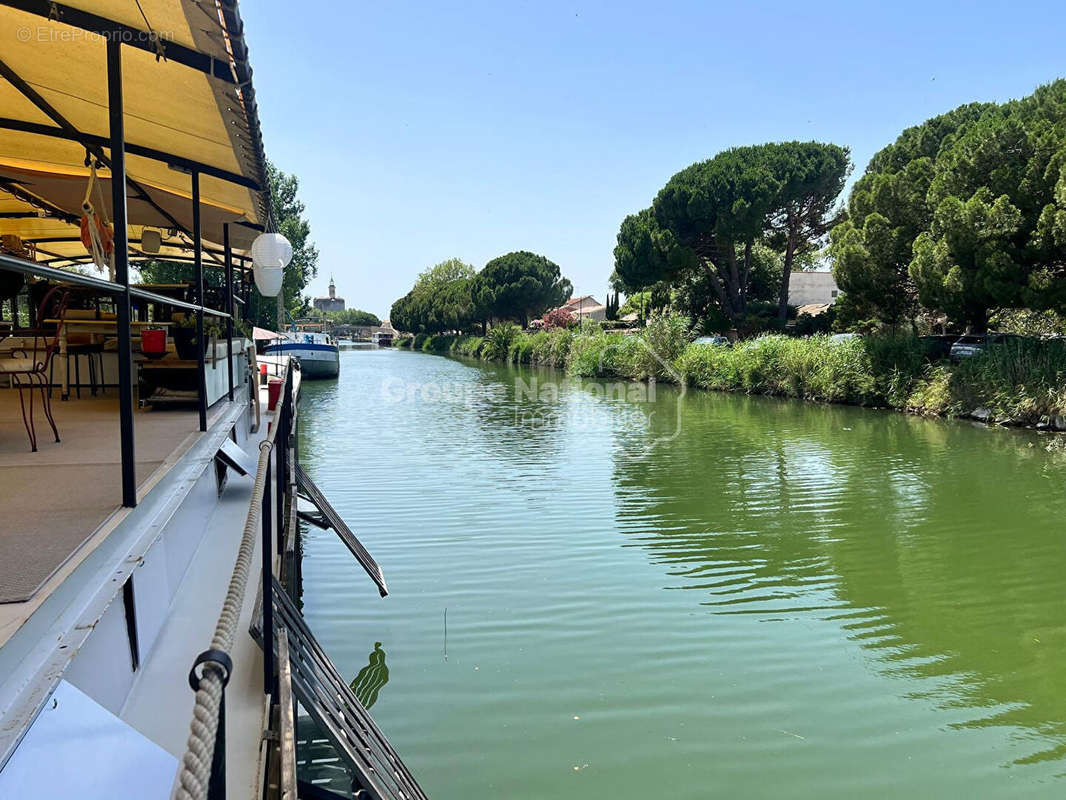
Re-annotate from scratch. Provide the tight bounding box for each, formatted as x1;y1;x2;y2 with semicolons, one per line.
313;275;345;313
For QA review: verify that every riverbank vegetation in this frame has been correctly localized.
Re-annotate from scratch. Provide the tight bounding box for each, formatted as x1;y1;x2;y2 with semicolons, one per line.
397;315;1066;426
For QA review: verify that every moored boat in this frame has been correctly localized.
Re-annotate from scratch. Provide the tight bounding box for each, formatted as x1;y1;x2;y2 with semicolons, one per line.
263;331;341;378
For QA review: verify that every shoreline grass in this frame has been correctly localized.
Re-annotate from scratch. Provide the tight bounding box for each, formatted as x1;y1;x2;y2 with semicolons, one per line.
393;318;1066;428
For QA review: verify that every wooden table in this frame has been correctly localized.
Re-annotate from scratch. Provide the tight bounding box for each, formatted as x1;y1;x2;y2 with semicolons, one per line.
45;319;171;400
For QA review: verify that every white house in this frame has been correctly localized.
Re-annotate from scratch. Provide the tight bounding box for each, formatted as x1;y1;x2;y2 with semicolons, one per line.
557;295;607;321
788;272;839;307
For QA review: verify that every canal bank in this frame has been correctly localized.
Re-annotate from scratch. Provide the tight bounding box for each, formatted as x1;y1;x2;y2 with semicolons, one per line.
397;326;1066;431
297;347;1066;799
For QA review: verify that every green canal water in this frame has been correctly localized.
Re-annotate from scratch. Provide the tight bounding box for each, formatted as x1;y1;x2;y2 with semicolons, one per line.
297;347;1066;799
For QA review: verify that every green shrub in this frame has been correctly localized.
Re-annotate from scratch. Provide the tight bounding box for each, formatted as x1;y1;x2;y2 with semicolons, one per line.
907;365;958;415
394;336;413;349
412;333;429;350
509;332;536;364
421;334;456;353
735;301;787;338
677;334;878;404
677;343;739;391
793;307;835;336
862;333;926;406
674;333;1066;418
633;312;690;380
482;322;521;361
903;339;1066;422
452;336;484;358
531;328;572;367
949;338;1066;421
810;337;876;403
567;330;621;377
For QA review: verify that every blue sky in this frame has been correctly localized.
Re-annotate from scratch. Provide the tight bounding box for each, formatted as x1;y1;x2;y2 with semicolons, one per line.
243;0;1066;318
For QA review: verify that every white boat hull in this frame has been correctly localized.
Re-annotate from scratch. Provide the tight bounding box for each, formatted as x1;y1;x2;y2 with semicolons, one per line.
263;341;340;379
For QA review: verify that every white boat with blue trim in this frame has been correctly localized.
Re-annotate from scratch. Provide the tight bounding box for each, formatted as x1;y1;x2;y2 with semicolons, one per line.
262;330;340;379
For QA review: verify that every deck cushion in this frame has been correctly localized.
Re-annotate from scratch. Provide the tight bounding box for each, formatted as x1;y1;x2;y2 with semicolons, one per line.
0;358;38;373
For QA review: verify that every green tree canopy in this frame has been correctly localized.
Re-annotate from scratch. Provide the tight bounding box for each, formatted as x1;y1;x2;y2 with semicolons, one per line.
831;80;1066;331
765;142;850;321
328;308;381;326
389;290;417;333
614;142;848;327
830;102;993;327
409;257;477;296
389;258;479;333
612;208;678;293
473;251;572;326
651;146;779;320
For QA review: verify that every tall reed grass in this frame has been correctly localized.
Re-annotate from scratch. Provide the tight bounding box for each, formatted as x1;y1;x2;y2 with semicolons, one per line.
399;319;1066;425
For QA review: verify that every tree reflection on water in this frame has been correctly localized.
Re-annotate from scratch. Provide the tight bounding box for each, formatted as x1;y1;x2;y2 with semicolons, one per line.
350;642;389;710
609;385;1066;767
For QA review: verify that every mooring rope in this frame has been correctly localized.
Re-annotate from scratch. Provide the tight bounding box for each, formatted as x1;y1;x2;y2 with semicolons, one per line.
173;438;274;800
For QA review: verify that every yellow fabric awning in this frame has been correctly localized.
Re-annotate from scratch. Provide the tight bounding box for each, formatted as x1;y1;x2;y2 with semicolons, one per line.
0;0;269;270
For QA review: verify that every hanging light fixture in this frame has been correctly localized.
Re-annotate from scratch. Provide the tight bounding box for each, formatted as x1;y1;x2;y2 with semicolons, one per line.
250;232;292;297
141;228;162;254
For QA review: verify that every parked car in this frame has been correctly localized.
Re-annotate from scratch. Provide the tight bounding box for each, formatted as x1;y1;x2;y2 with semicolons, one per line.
949;333;1021;360
918;334;958;361
693;335;731;347
829;332;861;344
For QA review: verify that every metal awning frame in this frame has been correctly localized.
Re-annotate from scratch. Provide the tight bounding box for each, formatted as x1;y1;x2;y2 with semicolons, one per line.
0;0;267;505
28;237;257;272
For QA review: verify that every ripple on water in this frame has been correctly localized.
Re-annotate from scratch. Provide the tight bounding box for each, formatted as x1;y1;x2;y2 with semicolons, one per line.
296;350;1066;799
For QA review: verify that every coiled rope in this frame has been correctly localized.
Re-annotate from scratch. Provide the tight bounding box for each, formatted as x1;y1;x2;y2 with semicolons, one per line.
173;439;274;800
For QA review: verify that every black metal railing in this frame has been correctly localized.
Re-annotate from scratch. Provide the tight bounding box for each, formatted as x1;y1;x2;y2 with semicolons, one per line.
260;360;295;703
178;359;295;800
181;356;427;800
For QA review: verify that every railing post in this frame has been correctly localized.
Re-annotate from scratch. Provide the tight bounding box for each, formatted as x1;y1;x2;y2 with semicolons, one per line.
186;650;233;800
243;259;251;320
262;452;275;697
275;381;286;550
291;383;298;460
284;367;294;518
224;223;234;402
192;169;208;432
106;40;137;508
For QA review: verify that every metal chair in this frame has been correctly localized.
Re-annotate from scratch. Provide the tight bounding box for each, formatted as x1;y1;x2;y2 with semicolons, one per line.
63;289;108;398
66;338;106;398
0;286;69;451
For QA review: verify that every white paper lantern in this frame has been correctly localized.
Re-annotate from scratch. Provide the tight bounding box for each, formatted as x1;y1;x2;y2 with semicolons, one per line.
250;232;292;297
